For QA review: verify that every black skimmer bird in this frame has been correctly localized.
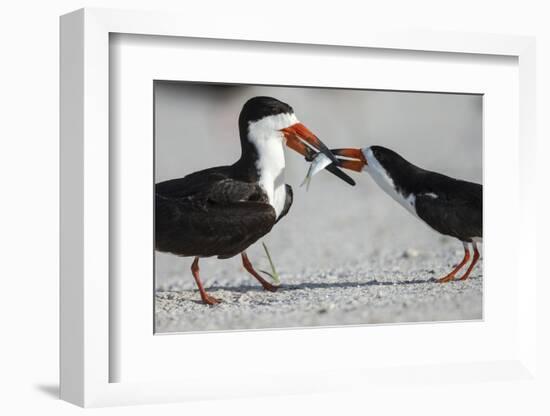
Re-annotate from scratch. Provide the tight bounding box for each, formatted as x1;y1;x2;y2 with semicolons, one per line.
306;146;482;282
155;96;355;304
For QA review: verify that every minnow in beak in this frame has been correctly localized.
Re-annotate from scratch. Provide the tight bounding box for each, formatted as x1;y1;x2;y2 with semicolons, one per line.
281;123;356;186
301;148;367;189
301;153;333;190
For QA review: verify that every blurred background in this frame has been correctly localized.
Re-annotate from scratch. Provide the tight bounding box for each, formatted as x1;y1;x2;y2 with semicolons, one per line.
154;82;482;293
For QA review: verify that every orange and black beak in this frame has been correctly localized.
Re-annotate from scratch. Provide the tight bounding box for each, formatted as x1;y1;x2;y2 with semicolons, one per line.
330;148;367;172
281;123;356;186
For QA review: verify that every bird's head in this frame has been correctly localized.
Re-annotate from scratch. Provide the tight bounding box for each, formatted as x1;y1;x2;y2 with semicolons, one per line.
238;96;340;166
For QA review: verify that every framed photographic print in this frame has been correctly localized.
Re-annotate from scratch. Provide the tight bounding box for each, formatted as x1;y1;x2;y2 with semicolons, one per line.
60;8;538;407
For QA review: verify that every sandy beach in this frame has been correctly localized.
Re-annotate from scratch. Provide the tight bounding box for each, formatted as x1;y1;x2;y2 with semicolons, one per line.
156;246;482;333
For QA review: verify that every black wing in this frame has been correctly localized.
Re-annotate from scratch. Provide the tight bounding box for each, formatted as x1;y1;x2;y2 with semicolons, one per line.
415;180;482;242
156;198;277;259
155;166;233;199
155;168;276;258
157;166;269;207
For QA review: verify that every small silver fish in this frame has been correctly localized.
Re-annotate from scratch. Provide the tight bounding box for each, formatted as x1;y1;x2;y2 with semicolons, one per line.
301;153;333;191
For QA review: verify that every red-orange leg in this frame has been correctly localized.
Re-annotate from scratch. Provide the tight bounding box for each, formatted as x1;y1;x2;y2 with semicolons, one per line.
458;242;480;281
241;252;278;292
438;243;470;283
191;257;220;305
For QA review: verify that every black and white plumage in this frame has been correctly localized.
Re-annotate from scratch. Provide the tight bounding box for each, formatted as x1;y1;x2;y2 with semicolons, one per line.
326;145;482;282
155;96;353;304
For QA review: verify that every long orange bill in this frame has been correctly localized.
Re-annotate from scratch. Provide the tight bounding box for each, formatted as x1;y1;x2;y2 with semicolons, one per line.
281;123;338;163
330;148;367;172
281;123;355;186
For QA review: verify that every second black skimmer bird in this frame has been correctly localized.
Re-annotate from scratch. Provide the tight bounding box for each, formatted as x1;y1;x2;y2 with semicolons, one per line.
306;146;482;282
156;96;354;304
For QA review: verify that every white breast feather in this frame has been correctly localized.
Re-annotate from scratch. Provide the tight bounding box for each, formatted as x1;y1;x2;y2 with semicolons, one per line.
362;147;419;218
247;113;298;219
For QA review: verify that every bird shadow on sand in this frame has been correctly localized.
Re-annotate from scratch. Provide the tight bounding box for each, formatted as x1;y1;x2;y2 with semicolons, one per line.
159;278;438;305
156;275;485;305
283;278;438;291
180;277;438;294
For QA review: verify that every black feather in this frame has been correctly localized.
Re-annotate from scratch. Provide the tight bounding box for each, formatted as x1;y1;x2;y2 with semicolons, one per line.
369;146;482;242
155;164;283;259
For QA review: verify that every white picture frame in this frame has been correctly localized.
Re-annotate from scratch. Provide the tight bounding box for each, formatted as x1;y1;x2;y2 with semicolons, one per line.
60;8;537;407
